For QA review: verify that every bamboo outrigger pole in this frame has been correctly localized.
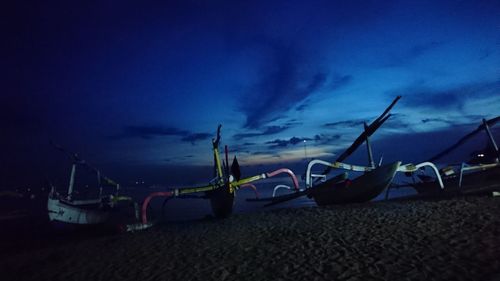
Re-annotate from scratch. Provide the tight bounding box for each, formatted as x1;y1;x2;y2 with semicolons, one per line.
482;118;500;163
427;116;500;162
318;96;401;178
364;122;375;169
50;141;121;194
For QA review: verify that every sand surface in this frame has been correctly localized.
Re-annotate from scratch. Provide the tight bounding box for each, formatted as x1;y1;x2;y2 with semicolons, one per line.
1;196;500;281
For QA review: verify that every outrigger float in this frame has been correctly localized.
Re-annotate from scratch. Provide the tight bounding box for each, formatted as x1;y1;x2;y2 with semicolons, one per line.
48;143;138;227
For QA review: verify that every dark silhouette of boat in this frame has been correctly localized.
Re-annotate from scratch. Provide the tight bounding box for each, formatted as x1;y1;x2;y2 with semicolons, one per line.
247;96;403;207
407;117;500;197
309;161;401;205
411;163;500;196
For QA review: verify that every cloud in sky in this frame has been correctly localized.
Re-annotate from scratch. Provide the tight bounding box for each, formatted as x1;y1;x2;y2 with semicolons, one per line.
238;53;355;129
229;142;256;154
323;120;367;129
421;118;456;125
295;74;353;112
110;125;189;140
327;74;353;91
266;137;312;149
397;80;500;110
110;125;211;145
313;134;342;145
239;41;330;129
181;133;212;145
233;125;291;140
240;145;335;166
384;41;445;67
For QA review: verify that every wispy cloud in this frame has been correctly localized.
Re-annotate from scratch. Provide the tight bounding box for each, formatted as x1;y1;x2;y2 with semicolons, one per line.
110;125;189;140
323;119;366;129
266;136;312;149
233;125;291;140
227;142;257;154
251;150;278;156
240;40;352;129
421;118;455;125
384;41;444;67
396;80;500;110
313;134;342;145
409;41;443;58
295;74;353;112
380;118;411;130
181;133;212;145
241;146;335;166
327;74;353;91
295;103;309;112
478;48;494;60
110;125;211;144
240;40;332;129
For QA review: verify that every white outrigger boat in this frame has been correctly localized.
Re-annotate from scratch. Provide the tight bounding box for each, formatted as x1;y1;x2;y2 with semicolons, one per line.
48;144;137;226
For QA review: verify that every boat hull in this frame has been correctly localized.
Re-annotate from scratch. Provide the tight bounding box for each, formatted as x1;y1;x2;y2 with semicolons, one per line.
412;165;500;195
47;196;110;225
208;183;234;218
309;162;401;206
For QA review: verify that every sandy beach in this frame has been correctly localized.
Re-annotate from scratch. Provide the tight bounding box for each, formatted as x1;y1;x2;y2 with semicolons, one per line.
1;195;499;281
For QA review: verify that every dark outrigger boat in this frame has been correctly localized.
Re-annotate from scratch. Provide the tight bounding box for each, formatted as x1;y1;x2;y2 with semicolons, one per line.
308;162;400;205
404;117;500;197
247;96;450;206
247;96;405;207
256;161;401;207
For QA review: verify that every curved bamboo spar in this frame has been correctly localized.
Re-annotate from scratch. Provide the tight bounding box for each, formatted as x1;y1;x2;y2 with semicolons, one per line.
141;191;174;224
233;168;300;191
306;159;372;188
272;185;294;197
266;168;300;191
397;162;444;189
240;184;260;198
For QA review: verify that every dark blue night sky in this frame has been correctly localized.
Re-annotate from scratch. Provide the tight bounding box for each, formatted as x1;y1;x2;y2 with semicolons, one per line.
2;0;499;188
